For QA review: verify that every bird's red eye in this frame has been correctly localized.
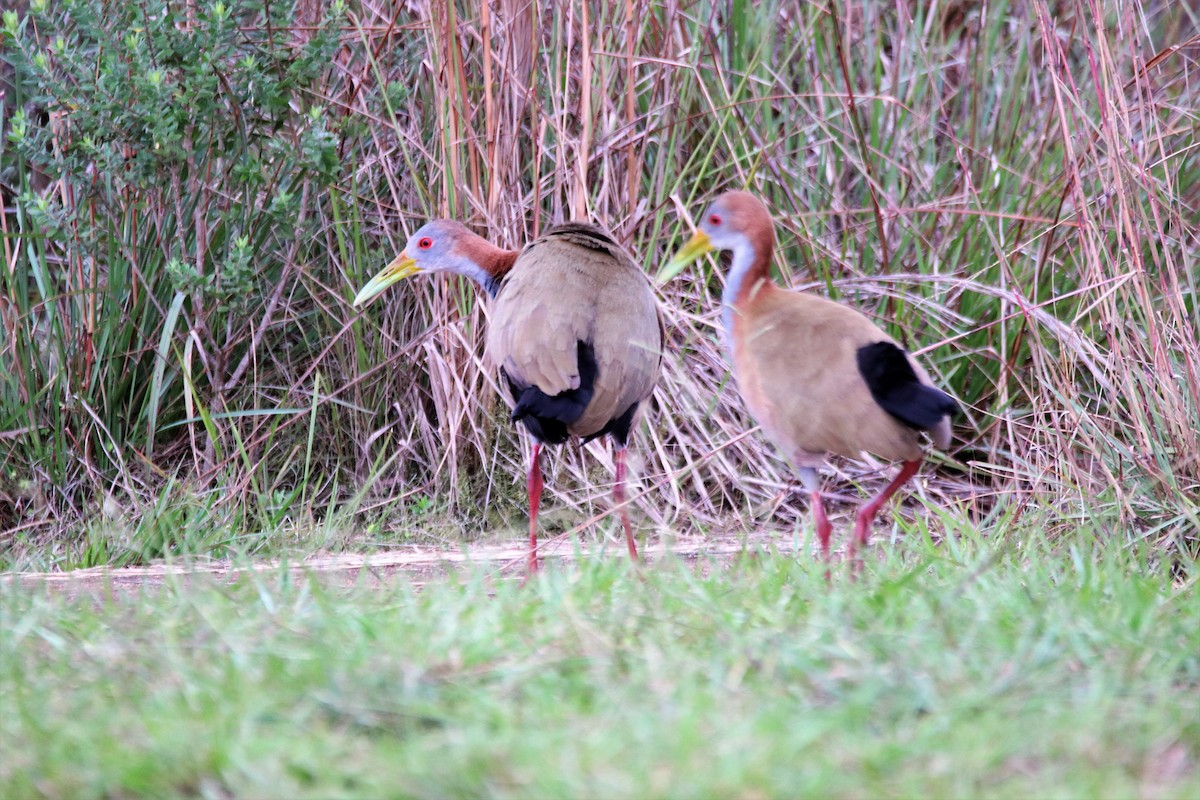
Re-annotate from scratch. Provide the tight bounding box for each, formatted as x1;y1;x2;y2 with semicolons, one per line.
418;237;433;250
708;213;722;226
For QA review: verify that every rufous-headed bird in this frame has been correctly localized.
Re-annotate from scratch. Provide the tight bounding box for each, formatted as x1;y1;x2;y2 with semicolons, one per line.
660;191;956;570
355;221;663;574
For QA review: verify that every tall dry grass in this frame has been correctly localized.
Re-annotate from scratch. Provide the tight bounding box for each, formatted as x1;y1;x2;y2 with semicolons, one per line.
1;0;1196;565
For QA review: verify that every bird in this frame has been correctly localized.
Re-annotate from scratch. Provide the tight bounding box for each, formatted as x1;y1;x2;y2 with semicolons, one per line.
660;191;957;571
354;220;664;575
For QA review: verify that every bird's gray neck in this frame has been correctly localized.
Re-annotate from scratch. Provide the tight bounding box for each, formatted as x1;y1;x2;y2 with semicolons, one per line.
449;256;501;298
721;235;756;340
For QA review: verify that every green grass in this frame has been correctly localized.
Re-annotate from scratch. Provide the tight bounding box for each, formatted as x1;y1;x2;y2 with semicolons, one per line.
4;533;1197;799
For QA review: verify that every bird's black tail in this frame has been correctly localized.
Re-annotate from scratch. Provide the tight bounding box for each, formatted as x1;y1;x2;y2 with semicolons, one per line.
506;341;597;444
856;341;958;430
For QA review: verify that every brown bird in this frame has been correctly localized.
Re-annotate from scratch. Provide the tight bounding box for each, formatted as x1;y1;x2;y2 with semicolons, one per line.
354;221;663;574
661;191;956;570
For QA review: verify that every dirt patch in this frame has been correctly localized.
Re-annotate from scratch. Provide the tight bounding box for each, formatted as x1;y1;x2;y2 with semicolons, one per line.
4;531;803;597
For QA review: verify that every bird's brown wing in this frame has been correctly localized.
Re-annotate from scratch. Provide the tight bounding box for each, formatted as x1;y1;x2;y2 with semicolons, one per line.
583;249;663;438
486;224;662;439
733;286;928;466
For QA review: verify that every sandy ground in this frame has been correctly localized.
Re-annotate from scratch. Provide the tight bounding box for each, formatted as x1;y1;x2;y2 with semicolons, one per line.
4;531;809;597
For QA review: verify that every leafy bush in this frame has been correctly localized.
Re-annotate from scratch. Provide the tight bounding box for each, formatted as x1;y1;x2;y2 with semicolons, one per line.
3;0;348;531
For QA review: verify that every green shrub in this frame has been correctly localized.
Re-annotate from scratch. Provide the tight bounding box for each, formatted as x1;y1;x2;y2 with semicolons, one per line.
2;0;347;541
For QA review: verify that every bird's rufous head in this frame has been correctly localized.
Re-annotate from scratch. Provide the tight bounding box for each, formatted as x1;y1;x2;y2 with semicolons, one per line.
353;220;489;307
659;191;775;282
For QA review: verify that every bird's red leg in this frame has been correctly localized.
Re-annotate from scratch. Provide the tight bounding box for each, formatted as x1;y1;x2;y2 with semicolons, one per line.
613;445;639;563
849;459;922;574
526;442;543;575
810;490;832;582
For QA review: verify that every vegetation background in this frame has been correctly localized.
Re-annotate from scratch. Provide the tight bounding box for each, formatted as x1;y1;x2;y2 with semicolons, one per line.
1;0;1197;567
2;1;1198;797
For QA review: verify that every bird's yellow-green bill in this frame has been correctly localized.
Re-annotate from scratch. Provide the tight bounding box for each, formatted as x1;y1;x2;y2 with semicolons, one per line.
656;230;713;284
352;252;420;307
